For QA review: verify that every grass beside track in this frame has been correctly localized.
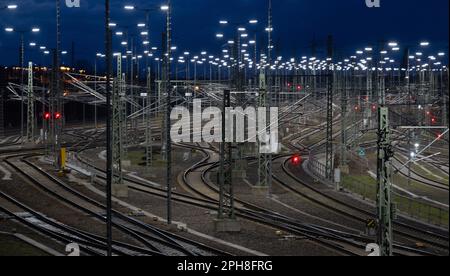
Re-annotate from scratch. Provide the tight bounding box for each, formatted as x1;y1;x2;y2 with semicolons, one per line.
396;154;449;184
342;174;449;227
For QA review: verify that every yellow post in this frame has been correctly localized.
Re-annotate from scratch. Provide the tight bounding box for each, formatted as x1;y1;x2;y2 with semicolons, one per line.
60;147;67;170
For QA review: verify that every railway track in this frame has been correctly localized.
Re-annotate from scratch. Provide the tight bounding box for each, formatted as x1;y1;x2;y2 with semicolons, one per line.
278;155;449;253
1;151;227;256
69;129;444;256
3;116;444;256
393;147;449;191
74;144;366;256
0;192;159;256
284;115;449;243
198;148;443;256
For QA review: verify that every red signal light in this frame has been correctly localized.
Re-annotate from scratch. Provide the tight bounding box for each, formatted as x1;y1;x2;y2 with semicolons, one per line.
372;105;377;111
297;85;302;91
55;112;62;120
291;154;302;166
44;112;51;120
431;117;437;124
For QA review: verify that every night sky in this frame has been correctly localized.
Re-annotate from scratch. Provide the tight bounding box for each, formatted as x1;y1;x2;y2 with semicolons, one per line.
0;0;448;67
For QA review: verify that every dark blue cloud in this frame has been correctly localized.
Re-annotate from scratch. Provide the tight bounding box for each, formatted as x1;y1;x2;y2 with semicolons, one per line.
0;0;448;66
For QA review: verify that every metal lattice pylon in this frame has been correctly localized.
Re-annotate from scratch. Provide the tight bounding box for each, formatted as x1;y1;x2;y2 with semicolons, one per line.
340;70;349;179
257;69;269;187
145;67;153;167
256;0;274;190
26;62;35;142
376;106;394;256
219;89;235;219
112;79;123;187
112;56;125;192
376;66;393;256
325;36;334;181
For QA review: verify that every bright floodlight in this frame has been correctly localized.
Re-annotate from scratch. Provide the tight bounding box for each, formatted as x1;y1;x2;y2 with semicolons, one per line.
116;31;123;36
438;52;445;56
249;40;256;44
31;27;40;32
184;52;190;55
392;47;400;51
96;53;102;57
219;20;228;25
388;42;398;47
420;41;430;46
29;42;36;47
216;33;224;38
5;27;14;32
40;46;46;50
160;5;169;11
7;4;17;9
44;50;50;54
109;22;117;27
365;47;373;51
238;27;246;32
137;23;146;28
249;19;258;24
124;5;135;10
61;51;68;55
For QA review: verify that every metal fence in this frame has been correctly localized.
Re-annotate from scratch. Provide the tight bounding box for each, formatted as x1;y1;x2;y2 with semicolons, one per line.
308;149;449;229
307;153;327;180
